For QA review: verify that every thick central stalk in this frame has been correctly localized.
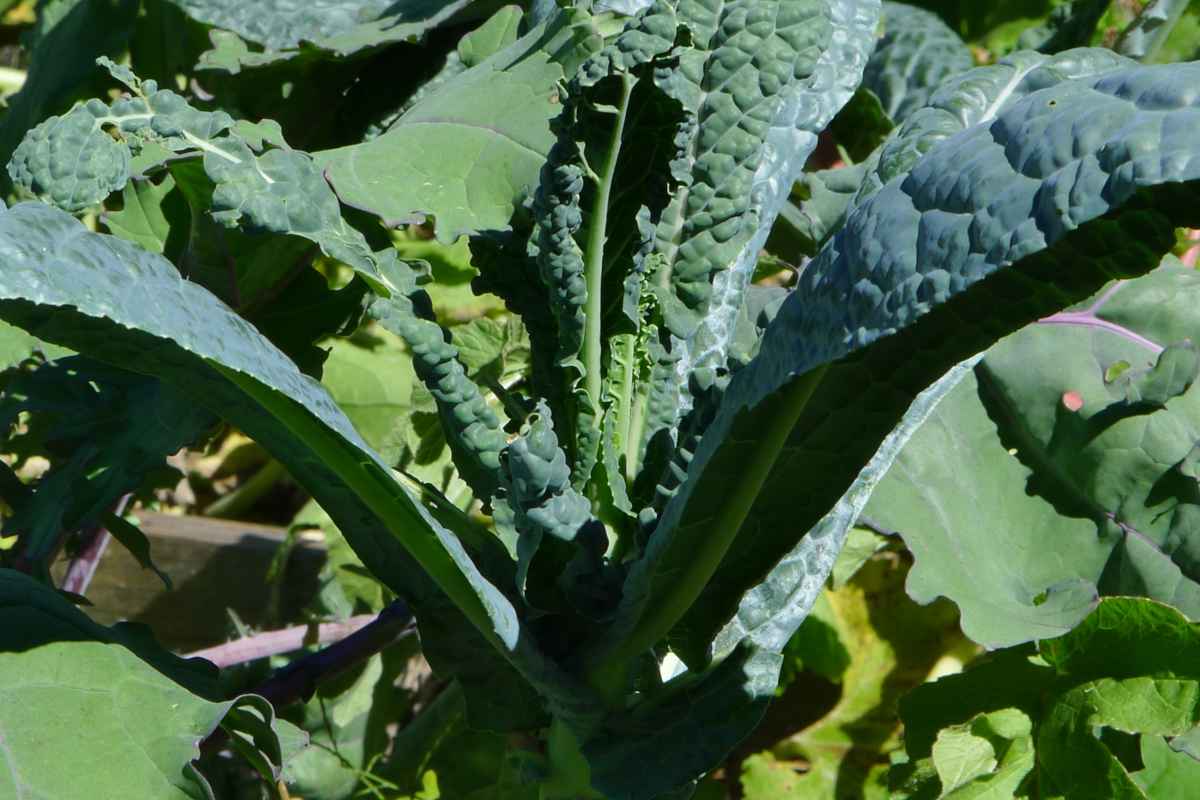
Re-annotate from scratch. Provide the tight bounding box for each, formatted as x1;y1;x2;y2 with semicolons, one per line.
585;366;829;700
582;73;636;417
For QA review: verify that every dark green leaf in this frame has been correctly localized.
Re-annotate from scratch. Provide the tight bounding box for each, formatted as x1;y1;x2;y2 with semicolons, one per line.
0;0;140;193
0;202;592;726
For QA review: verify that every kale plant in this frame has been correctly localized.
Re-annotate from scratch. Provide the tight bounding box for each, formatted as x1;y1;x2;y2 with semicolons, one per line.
3;0;1200;797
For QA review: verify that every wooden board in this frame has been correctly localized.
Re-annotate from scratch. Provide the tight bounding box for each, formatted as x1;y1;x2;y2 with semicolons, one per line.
51;512;327;653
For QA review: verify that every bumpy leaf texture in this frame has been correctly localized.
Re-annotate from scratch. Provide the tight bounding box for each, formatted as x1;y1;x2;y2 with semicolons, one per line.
173;0;475;63
7;61;389;293
851;47;1136;207
862;2;974;126
369;258;508;502
609;56;1200;698
0;0;139;192
652;0;883;431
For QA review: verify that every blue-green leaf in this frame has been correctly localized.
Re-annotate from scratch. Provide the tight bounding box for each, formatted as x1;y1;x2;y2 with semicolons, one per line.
177;0;476;67
596;59;1200;689
369;258;508;502
864;2;974;126
8;60;390;293
0;0;139;193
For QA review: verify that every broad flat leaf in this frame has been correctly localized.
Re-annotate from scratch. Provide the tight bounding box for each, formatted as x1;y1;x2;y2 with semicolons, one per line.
176;0;476;65
598;56;1200;694
103;173;185;255
894;598;1200;799
894;709;1034;799
0;569;303;799
317;11;603;241
0;201;592;725
321;327;420;465
740;753;806;797
0;0;139;192
864;2;974;125
932;710;1033;797
1133;735;1200;797
707;356;981;667
459;5;524;66
452;315;530;387
0;319;68;370
742;554;967;800
867;264;1200;647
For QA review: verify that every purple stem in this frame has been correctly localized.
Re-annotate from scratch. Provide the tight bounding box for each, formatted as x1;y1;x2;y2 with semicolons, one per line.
187;613;380;668
1037;280;1164;356
198;601;413;756
198;601;413;708
60;494;131;596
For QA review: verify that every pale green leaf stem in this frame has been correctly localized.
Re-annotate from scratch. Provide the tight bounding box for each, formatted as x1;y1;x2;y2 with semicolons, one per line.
583;71;637;432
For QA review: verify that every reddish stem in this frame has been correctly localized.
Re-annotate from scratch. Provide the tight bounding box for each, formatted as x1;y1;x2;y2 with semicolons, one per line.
187;613;380;668
59;495;132;596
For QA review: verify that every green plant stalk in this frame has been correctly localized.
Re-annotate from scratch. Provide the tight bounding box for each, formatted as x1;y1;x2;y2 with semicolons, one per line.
203;458;288;518
584;365;829;699
616;332;640;484
0;66;26;97
581;72;637;422
624;382;648;484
